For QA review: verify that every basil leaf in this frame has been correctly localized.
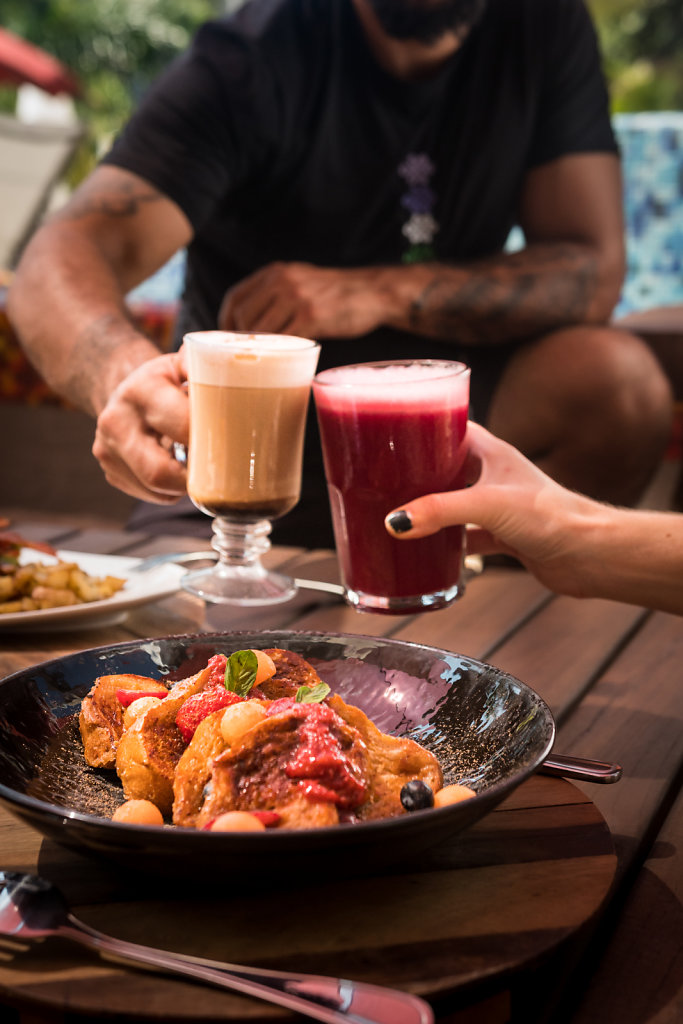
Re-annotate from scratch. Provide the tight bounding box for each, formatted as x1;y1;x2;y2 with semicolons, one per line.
295;682;331;704
224;650;258;697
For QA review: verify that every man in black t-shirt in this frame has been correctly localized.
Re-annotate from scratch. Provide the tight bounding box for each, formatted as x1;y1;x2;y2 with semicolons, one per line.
8;0;673;548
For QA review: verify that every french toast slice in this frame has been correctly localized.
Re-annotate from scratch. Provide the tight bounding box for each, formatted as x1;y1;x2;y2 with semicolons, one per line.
173;648;327;827
192;701;367;830
115;662;215;815
79;674;169;768
253;647;321;699
327;693;443;820
172;708;230;827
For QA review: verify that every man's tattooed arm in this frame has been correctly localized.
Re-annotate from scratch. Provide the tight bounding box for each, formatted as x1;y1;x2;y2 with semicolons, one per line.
8;165;192;415
50;175;164;225
398;243;611;346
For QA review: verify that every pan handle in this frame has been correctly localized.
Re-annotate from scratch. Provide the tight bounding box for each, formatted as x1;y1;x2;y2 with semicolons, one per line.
539;753;622;784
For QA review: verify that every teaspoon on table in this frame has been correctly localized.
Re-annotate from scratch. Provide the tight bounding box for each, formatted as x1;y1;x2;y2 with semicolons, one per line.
0;871;432;1024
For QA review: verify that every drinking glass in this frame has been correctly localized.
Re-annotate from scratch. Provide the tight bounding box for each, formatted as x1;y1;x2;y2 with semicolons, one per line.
182;331;320;605
313;359;470;614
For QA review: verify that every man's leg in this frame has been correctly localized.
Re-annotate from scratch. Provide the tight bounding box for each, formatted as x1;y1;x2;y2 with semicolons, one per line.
486;325;674;506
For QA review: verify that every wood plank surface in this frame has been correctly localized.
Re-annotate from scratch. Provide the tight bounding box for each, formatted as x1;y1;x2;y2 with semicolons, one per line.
391;569;551;660
483;595;648;722
0;777;615;1023
528;608;683;1024
556;609;683;878
569;781;683;1024
1;521;681;1024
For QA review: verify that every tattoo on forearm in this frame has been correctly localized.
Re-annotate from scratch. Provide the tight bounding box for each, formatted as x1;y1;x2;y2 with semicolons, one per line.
54;180;163;223
409;244;600;345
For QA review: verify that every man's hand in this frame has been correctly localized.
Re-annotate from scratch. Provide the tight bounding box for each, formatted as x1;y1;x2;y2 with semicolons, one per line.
218;262;395;338
93;351;189;503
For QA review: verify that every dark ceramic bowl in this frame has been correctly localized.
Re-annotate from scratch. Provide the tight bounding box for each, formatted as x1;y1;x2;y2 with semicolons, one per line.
0;630;555;878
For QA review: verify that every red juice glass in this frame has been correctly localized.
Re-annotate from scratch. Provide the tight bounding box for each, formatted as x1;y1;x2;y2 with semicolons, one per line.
313;360;470;614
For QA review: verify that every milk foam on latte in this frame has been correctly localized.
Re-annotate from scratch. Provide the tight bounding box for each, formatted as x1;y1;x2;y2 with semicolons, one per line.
184;332;319;389
184;332;320;519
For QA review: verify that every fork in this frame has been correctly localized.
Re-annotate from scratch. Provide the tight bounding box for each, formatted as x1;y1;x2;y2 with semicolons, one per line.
0;871;432;1024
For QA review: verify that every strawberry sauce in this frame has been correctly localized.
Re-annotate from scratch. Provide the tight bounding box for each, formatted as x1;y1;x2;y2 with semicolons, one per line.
267;699;367;809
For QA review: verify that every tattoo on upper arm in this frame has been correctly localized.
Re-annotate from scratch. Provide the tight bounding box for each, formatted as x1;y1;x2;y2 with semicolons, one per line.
410;244;600;345
54;179;163;223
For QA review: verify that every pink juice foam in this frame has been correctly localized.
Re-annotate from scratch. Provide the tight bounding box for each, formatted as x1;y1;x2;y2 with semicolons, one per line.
314;363;469;602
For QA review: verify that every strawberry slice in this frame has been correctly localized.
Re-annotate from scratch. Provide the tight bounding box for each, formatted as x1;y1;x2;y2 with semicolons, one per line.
206;653;228;687
176;685;243;743
116;688;168;707
250;810;281;828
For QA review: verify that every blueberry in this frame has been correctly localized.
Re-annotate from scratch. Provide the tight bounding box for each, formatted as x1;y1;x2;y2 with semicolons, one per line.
400;779;434;811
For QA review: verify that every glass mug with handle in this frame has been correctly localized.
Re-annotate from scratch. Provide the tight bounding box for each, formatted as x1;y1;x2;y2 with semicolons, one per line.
182;331;320;605
313;359;470;614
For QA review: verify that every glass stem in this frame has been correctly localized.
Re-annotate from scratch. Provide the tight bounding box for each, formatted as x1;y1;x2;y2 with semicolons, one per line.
211;517;272;570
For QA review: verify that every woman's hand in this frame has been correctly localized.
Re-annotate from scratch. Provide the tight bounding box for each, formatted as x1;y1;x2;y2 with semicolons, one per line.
92;350;189;503
385;421;604;598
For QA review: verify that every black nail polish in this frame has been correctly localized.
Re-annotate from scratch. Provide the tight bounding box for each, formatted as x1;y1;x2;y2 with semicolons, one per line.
387;510;413;534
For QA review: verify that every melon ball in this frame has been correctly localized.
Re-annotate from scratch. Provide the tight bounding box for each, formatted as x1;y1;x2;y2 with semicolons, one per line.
123;696;164;729
220;700;267;745
434;783;476;807
112;799;164;826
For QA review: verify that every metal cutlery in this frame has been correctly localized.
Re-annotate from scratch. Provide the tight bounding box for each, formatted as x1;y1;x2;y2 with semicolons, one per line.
128;550;347;595
539;753;622;784
0;871;433;1024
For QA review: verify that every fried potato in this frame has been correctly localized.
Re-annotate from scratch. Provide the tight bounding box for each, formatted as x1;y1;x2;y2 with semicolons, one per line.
31;586;80;608
69;567;124;602
0;558;125;614
0;597;37;613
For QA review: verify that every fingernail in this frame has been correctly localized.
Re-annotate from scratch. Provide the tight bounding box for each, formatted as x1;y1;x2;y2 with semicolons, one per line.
386;510;413;534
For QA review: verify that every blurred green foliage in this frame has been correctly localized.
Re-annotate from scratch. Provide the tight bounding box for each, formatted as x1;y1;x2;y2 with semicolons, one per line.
0;0;680;187
0;0;224;182
588;0;683;111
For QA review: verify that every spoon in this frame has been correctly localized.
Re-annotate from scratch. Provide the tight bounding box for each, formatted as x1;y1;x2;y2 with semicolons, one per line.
0;871;432;1024
539;753;622;784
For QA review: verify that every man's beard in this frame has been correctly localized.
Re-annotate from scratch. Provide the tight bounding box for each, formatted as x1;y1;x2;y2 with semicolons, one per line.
365;0;487;44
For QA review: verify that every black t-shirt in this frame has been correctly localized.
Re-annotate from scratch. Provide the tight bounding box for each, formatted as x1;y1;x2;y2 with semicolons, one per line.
106;0;617;546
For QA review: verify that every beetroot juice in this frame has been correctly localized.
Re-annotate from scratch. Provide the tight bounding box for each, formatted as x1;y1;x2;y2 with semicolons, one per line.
313;361;470;614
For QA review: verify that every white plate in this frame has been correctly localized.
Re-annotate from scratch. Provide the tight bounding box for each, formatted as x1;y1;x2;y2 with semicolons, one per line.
0;550;186;632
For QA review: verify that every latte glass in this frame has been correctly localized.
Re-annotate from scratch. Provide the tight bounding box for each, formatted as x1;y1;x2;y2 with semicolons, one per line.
182;331;320;605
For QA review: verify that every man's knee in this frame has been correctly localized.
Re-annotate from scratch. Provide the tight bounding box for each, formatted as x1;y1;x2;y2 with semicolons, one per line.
487;324;674;504
490;324;673;435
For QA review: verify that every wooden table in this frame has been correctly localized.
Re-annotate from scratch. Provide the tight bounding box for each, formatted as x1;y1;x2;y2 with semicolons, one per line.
1;516;682;1024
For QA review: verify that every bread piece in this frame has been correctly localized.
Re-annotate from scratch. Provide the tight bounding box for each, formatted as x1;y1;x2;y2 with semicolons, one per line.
79;674;169;768
115;664;214;815
254;647;323;699
328;694;443;820
172;709;228;827
193;703;367;830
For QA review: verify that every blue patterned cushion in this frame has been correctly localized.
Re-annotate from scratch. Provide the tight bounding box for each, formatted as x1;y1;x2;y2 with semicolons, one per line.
613;111;683;315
